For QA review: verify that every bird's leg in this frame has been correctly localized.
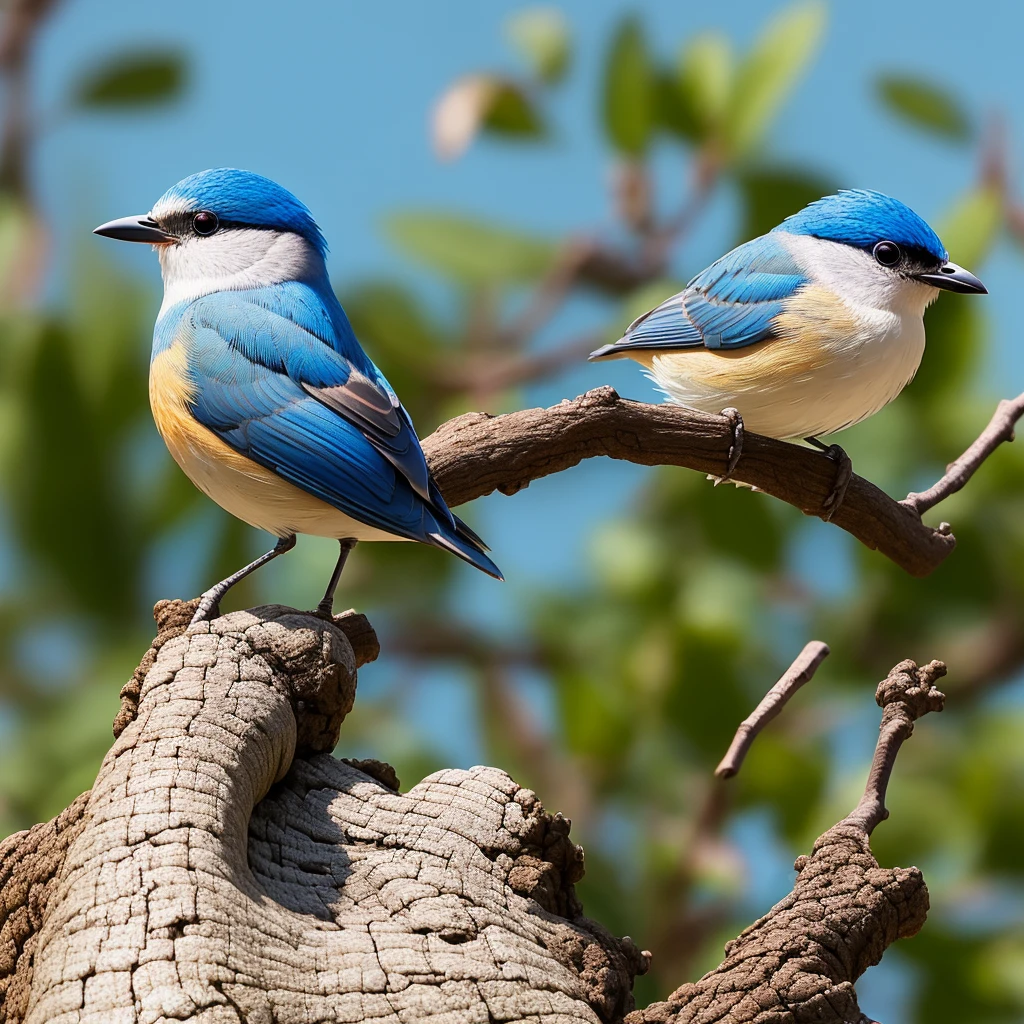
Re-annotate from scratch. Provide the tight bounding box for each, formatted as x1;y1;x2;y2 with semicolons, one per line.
189;534;297;626
316;538;359;618
716;407;745;483
804;437;853;521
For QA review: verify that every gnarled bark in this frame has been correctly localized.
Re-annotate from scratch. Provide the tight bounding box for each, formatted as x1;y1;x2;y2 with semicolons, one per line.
422;386;1024;578
0;603;940;1024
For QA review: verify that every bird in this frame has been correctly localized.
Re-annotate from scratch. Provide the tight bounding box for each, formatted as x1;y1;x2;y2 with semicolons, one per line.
95;168;502;625
590;189;987;513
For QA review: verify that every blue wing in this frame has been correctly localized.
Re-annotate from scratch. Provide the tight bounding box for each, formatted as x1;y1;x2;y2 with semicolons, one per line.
590;234;807;358
164;286;501;578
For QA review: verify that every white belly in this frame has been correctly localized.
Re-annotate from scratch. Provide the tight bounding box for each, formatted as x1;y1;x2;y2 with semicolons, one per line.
642;292;927;440
172;435;407;542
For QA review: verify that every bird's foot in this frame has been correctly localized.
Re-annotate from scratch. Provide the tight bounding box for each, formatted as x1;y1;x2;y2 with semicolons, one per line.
714;407;744;485
187;534;298;628
314;538;359;621
805;437;852;521
189;591;222;627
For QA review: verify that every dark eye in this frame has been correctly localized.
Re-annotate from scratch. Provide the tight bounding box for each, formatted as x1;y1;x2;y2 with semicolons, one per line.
192;211;219;236
873;240;902;267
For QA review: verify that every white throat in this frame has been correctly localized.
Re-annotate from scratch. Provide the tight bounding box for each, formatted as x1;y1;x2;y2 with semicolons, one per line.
157;228;324;316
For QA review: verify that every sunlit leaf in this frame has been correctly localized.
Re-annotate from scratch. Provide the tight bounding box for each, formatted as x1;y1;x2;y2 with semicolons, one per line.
505;7;571;84
876;74;972;141
384;211;556;285
0;197;42;306
72;50;186;109
432;74;544;161
674;32;733;140
602;16;654;156
723;2;825;157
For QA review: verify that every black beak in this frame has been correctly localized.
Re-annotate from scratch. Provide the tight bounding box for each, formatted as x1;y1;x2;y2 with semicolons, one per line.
913;260;987;294
93;214;175;244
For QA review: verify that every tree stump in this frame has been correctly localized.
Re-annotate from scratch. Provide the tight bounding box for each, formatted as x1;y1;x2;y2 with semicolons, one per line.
0;602;936;1024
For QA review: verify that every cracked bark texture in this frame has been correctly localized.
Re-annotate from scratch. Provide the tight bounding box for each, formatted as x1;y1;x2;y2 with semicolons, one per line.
0;604;931;1024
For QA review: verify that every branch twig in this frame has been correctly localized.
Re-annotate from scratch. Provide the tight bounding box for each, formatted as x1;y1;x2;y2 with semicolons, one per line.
843;658;946;834
902;391;1024;515
715;641;830;779
422;387;958;577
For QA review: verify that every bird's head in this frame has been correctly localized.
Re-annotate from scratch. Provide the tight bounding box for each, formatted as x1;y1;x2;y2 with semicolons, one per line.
773;189;986;313
94;168;328;307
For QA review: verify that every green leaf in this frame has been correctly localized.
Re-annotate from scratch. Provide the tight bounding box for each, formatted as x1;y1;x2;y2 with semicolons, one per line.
876;74;971;141
675;32;733;139
723;2;826;157
72;50;186;109
602;16;654;156
937;185;1002;269
0;196;37;303
737;166;834;240
383;211;556;285
505;7;571;85
483;82;545;137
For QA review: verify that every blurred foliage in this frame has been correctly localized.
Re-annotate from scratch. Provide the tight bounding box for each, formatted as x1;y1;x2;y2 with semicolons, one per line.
505;7;570;85
1;5;1024;1024
876;73;973;142
71;49;186;109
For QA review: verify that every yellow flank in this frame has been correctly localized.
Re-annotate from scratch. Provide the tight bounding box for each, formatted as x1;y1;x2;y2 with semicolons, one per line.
771;283;863;350
148;339;403;541
636;284;856;393
149;341;201;451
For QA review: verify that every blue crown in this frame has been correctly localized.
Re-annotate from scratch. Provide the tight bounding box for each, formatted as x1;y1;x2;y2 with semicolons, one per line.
774;189;946;261
154;168;327;255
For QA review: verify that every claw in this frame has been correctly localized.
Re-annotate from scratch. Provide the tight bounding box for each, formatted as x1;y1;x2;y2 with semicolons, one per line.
716;407;744;484
804;437;853;520
189;594;220;627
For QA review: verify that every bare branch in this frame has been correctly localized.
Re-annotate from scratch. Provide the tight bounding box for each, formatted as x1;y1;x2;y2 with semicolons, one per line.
631;656;943;1024
902;390;1024;516
422;387;958;577
715;641;830;779
0;0;58;199
844;658;946;834
498;240;600;349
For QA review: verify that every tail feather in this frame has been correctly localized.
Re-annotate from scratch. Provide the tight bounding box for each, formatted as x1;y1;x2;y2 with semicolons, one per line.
428;527;503;580
452;512;490;552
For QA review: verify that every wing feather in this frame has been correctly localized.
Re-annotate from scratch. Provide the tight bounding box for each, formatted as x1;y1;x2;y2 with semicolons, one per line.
590;234;807;359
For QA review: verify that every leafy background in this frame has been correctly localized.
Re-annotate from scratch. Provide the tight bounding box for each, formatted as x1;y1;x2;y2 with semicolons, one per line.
1;2;1023;1020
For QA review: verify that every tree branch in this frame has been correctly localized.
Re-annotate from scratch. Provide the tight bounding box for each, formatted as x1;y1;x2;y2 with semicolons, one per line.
901;390;1024;515
715;641;830;779
629;656;944;1024
843;658;946;834
422;386;961;577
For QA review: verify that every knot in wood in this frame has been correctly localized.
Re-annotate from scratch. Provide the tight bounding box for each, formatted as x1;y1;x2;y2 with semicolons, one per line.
874;659;947;719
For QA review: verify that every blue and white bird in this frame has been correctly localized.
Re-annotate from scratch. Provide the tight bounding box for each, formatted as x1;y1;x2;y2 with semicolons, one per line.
95;169;501;624
591;190;986;500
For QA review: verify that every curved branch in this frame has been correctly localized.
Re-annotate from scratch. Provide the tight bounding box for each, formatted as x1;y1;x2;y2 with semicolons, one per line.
630;656;945;1024
716;641;830;779
902;391;1024;515
423;387;958;577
